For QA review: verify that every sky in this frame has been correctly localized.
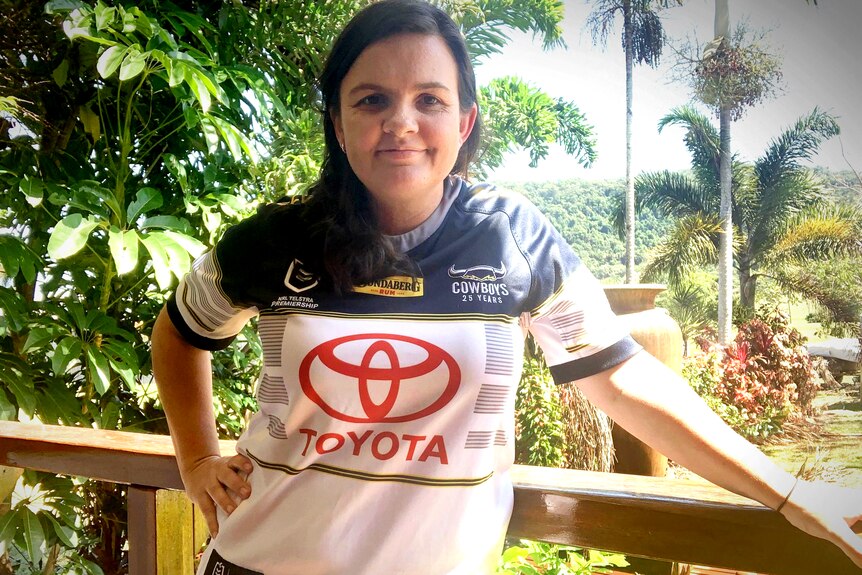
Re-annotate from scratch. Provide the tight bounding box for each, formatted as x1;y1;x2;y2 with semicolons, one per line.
474;0;862;182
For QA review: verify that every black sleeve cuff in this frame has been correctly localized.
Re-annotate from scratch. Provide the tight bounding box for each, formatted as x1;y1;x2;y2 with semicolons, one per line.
549;336;642;384
166;295;237;352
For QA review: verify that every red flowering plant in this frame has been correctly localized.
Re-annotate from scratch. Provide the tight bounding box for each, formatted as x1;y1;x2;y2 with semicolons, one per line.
683;308;818;441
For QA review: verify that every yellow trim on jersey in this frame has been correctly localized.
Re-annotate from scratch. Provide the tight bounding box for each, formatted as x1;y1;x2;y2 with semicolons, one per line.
245;451;494;487
260;308;517;325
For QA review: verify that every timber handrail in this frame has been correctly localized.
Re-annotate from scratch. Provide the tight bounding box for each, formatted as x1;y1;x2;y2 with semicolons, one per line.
0;421;858;575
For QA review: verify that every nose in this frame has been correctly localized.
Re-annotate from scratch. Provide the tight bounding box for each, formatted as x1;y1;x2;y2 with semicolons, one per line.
382;102;418;137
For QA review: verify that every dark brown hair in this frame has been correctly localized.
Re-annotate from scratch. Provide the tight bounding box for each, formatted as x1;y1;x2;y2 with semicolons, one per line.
302;0;482;293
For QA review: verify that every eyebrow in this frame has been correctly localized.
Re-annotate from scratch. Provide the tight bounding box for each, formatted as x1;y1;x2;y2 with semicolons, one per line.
347;82;452;96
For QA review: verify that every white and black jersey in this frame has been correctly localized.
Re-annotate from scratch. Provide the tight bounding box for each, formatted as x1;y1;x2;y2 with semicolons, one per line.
169;176;641;575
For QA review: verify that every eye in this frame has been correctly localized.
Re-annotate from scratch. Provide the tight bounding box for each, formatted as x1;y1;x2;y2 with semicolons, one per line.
420;94;443;107
356;94;385;107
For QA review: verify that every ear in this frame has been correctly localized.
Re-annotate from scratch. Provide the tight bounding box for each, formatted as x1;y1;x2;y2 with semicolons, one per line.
330;108;345;149
459;103;478;145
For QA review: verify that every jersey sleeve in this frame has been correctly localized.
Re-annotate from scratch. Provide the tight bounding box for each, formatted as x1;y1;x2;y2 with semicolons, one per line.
519;204;641;384
166;211;271;351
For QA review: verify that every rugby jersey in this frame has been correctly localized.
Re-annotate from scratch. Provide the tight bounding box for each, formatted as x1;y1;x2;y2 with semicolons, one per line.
168;176;640;575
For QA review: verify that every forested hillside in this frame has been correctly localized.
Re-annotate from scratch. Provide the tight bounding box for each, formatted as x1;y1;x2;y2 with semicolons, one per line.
495;169;861;283
496;179;673;281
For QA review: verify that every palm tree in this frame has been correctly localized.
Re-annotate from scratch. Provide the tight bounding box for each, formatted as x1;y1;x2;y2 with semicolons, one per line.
586;0;679;284
623;106;862;312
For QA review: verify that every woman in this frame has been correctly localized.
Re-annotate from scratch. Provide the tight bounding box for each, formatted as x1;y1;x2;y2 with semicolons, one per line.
151;1;862;573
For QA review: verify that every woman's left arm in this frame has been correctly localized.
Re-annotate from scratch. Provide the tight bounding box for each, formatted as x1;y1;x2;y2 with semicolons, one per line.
573;349;862;569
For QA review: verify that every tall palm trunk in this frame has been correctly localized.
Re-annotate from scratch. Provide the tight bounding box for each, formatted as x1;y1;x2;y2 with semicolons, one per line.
715;0;733;343
718;107;733;342
739;254;756;310
624;0;636;283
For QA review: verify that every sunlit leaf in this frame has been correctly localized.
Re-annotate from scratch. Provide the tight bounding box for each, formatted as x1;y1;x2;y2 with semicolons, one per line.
162;230;206;258
0;507;21;544
96;46;129;78
45;513;76;547
22;326;64;354
94;3;116;31
141;234;173;290
127;187;163;223
47;214;100;260
140;215;191;233
52;336;83;376
79;104;101;141
186;67;211;112
119;47;148;81
21;507;45;566
20;174;43;207
0;389;15;420
108;227;140;275
85;345;112;395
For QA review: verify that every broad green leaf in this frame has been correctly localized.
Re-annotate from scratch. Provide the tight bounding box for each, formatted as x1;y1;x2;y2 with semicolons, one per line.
97;45;128;79
52;336;82;376
36;379;86;425
45;0;84;13
85;345;111;395
186;67;211;112
200;118;219;154
141;234;173;290
182;105;199;129
20;174;43;207
47;214;100;260
4;371;37;416
127;187;163;223
21;327;63;354
0;389;15;420
0;287;29;333
146;231;191;280
0;235;42;285
119;47;147;81
45;513;76;547
125;7;153;37
122;8;136;33
21;507;45;566
99;401;120;430
52;59;69;87
140;215;191;233
108;227;139;275
202;208;222;235
79;104;101;141
0;508;21;545
168;59;186;87
162;230;206;258
94;3;116;31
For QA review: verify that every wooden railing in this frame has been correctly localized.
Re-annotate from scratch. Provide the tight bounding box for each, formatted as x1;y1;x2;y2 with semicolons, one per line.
0;421;859;575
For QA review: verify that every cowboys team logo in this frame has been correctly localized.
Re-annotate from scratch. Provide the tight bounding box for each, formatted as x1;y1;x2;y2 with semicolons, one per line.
284;258;319;293
448;262;507;281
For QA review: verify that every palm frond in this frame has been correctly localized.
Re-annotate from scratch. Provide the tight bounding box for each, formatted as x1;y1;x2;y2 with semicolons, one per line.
767;204;862;266
755;108;840;192
657;105;720;180
641;214;722;287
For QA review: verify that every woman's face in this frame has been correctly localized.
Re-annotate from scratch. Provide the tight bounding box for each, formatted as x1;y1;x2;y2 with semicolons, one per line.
332;33;477;232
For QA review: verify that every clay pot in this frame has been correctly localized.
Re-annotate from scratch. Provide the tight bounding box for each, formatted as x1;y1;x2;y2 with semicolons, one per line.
603;284;683;477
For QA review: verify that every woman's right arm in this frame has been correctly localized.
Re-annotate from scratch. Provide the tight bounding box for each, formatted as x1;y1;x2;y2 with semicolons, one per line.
151;307;252;537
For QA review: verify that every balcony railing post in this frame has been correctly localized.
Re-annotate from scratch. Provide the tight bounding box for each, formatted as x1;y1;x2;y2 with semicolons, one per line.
127;486;157;575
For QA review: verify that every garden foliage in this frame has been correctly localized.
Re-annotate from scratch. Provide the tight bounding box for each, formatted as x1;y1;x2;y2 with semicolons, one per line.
684;308;818;441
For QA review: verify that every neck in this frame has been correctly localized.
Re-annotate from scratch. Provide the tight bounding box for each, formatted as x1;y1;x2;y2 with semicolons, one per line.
374;185;445;235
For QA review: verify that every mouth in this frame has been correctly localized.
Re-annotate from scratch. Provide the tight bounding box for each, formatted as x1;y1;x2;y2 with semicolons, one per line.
376;148;425;159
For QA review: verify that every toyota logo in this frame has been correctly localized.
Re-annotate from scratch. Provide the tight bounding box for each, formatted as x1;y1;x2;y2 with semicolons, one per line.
299;334;460;423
